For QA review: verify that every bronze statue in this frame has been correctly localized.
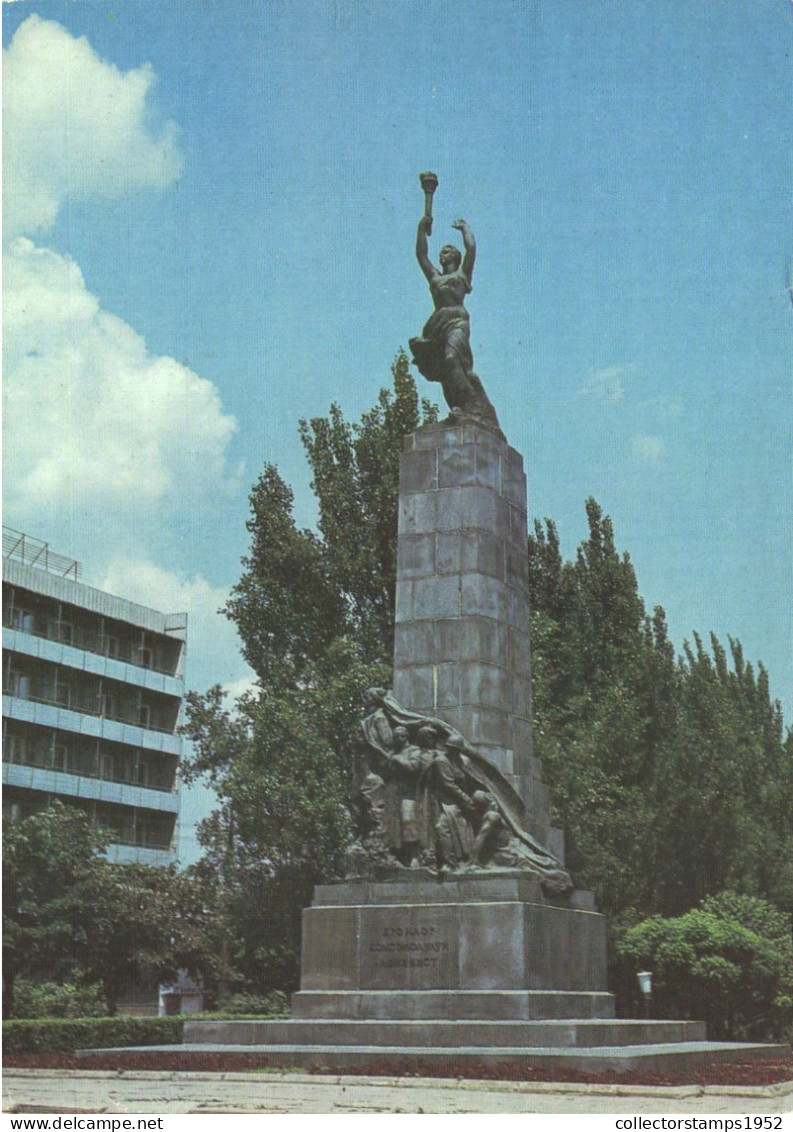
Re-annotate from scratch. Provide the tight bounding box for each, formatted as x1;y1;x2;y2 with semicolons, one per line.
409;174;502;436
354;689;573;894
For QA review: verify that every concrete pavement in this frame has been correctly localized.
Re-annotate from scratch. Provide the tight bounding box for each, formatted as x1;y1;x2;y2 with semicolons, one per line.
4;1069;792;1115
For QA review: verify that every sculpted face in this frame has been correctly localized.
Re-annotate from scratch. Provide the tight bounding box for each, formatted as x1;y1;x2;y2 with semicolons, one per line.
440;245;461;273
393;726;408;749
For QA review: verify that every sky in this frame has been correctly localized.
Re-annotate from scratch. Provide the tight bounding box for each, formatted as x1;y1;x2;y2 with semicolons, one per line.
3;0;792;865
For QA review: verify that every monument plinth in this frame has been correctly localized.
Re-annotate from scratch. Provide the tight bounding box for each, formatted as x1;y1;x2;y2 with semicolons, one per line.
393;419;548;840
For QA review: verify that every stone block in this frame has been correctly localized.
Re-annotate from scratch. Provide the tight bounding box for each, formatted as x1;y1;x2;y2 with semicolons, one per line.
435;531;461;575
438;443;477;488
504;469;527;508
460;661;510;710
494;494;512;540
394;579;413;623
434;619;462;662
505;541;529;589
508;628;532;680
504;445;524;479
399;448;437;494
512;675;531;717
406;665;435;712
301;905;360;990
434;487;462;531
474;444;503;491
408;424;460;451
461;529;504;580
398;493;435;536
397;534;435;579
477;744;514;776
456;705;511;749
508;587;531;634
508;501;528;540
435;662;460;710
461;574;509;622
459;616;508;665
512;716;534;759
460;485;498;532
394;622;436;668
459;903;524;989
413;575;460;620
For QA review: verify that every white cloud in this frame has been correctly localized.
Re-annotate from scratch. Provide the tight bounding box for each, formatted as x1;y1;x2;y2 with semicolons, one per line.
631;435;666;463
98;558;251;694
3;238;238;520
578;365;629;404
3;14;182;236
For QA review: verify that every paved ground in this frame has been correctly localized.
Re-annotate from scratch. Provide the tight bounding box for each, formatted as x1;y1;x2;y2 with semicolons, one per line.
4;1070;792;1115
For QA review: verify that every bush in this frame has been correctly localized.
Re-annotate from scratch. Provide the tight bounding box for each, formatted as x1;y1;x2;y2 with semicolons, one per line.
11;979;108;1020
195;989;290;1019
3;1016;183;1055
615;892;793;1040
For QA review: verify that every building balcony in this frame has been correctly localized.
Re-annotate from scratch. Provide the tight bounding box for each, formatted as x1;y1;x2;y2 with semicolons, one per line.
2;761;180;813
2;695;183;755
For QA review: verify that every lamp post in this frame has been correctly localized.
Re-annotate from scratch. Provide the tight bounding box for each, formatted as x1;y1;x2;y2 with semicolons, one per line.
637;969;653;1018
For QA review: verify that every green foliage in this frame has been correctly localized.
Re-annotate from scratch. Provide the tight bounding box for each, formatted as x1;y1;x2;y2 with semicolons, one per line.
182;356;436;995
2;803;217;1017
10;977;108;1020
195;990;290;1019
614;893;793;1039
3;803;108;1019
2;1016;182;1055
529;501;792;930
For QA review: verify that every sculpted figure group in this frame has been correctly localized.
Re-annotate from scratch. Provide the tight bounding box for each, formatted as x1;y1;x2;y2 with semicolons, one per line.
352;689;573;896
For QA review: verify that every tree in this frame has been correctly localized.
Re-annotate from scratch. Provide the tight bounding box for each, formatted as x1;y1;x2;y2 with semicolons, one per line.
182;354;437;993
3;803;107;1019
528;500;676;916
527;501;792;925
2;803;216;1017
614;892;793;1039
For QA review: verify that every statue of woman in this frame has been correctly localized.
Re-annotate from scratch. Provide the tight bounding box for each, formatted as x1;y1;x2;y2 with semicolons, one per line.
409;216;502;435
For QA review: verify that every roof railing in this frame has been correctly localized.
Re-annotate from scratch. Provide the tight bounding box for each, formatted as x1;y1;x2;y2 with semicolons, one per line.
3;527;82;581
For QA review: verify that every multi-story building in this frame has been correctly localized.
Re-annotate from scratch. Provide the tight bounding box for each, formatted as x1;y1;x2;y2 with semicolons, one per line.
2;528;186;865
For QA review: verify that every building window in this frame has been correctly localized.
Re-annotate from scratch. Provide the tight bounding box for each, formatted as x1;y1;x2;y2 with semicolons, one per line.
10;608;34;633
7;671;29;699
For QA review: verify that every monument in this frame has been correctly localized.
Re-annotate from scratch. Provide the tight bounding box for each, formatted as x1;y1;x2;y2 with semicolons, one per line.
118;177;786;1073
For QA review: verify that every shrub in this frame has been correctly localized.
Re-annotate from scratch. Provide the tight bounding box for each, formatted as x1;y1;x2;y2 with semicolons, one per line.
11;979;108;1020
615;892;793;1039
3;1016;183;1055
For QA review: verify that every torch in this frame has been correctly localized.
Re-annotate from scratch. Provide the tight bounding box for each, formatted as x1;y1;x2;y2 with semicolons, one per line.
419;171;439;234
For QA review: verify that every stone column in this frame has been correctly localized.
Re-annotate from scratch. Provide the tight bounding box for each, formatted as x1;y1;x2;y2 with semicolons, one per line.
393;420;550;843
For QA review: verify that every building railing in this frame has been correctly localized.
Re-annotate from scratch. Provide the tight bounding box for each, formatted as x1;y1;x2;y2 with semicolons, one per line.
2;613;182;679
3;684;179;736
2;749;177;793
3;527;81;581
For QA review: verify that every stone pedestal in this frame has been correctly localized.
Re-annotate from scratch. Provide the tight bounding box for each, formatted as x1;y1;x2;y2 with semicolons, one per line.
393;420;549;841
296;875;611;1010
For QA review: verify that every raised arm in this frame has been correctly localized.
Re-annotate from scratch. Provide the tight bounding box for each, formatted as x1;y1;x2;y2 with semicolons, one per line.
452;219;476;281
415;215;436;283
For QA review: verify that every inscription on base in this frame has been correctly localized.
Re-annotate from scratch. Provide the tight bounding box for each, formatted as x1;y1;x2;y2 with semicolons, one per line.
360;909;458;989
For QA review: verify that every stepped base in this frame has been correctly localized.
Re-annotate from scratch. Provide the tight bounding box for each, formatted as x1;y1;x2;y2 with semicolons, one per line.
292;990;615;1020
79;1040;790;1078
182;1017;707;1048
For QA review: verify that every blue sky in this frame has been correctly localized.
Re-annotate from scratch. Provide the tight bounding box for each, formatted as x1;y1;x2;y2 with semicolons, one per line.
4;0;792;863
